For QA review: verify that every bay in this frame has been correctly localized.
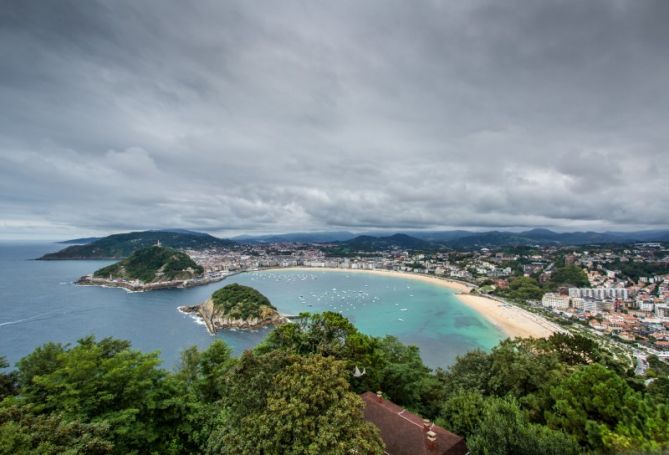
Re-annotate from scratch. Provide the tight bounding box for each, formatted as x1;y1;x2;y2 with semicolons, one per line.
0;242;504;369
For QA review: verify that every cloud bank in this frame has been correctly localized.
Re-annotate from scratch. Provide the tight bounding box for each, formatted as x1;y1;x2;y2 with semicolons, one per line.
1;0;668;238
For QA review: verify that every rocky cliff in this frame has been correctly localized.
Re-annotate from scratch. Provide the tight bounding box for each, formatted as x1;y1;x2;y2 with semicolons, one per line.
179;283;285;334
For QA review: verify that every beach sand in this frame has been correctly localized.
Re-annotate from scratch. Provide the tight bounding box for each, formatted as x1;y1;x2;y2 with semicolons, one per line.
285;267;560;339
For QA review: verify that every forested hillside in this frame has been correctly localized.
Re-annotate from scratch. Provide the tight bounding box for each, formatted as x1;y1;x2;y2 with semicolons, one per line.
1;313;668;454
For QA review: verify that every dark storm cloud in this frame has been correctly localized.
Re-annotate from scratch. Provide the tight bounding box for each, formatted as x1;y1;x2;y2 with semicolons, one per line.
1;0;668;238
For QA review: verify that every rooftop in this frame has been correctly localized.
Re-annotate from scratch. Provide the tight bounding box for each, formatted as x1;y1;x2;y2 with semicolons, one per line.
361;391;468;455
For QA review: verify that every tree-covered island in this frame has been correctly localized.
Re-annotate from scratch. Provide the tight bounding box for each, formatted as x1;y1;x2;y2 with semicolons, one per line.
179;283;285;333
76;245;212;291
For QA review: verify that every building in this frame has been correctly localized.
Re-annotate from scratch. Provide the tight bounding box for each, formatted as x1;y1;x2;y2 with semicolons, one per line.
361;392;467;455
568;287;628;300
582;300;600;314
542;293;570;310
655;304;669;320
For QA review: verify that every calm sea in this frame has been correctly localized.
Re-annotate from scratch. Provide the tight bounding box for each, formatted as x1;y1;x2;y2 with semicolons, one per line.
0;242;504;370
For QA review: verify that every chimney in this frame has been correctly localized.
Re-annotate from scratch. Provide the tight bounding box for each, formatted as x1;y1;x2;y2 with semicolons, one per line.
426;430;437;451
376;391;383;402
422;418;431;432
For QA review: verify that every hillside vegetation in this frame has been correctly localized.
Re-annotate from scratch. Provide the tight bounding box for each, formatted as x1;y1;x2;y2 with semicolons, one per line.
211;284;275;320
93;246;203;282
40;230;234;259
2;314;669;454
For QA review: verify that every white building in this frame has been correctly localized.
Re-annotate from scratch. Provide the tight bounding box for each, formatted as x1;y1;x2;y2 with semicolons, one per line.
655;304;669;320
571;297;585;310
541;293;570;310
568;287;628;300
582;300;600;314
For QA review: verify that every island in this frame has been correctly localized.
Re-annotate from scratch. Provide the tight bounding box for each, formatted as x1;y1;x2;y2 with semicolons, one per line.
179;283;286;333
76;245;227;291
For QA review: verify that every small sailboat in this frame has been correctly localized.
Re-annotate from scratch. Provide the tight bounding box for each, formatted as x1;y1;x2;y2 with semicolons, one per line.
353;366;366;378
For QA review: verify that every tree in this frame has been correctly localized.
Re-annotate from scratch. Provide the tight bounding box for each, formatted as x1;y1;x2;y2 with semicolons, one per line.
546;363;669;453
177;340;236;402
549;265;589;289
208;352;384;454
0;356;17;400
14;337;198;454
0;404;113;455
468;396;579;455
375;336;431;412
541;333;602;365
438;350;492;396
486;338;563;399
436;389;487;438
15;342;65;403
438;392;579;455
500;276;544;301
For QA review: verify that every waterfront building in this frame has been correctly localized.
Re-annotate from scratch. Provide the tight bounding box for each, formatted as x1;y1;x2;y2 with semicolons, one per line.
541;293;570;309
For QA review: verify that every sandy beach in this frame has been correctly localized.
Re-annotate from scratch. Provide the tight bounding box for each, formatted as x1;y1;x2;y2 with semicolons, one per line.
283;267;561;339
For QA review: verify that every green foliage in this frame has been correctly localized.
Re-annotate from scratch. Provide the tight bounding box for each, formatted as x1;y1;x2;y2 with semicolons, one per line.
93;246;203;282
438;391;579;455
208;351;384;454
540;332;602;365
40;230;234;259
612;259;669;282
375;336;432;413
7;315;669;454
437;350;492;395
486;338;564;399
256;312;434;414
12;337;200;454
176;340;236;402
497;276;544;301
211;283;275;319
549;265;589;288
546;363;669;452
0;356;17;400
436;389;487;438
466;395;580;455
0;405;113;455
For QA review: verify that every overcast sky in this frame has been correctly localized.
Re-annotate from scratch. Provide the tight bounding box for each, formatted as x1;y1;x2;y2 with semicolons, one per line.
1;0;668;239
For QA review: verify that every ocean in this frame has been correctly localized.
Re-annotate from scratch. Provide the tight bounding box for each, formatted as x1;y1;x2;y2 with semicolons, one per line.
0;242;504;370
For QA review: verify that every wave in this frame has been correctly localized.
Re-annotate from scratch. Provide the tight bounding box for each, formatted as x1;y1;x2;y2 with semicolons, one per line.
177;307;207;326
0;309;64;328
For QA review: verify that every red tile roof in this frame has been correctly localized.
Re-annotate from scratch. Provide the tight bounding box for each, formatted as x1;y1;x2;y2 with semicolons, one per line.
361;392;468;455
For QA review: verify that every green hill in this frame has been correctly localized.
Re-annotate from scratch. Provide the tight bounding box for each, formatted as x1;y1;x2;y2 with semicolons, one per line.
92;246;203;283
40;230;235;259
210;283;276;320
328;234;436;254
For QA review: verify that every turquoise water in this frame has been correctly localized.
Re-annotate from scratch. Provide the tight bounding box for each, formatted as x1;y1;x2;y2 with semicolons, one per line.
0;243;504;369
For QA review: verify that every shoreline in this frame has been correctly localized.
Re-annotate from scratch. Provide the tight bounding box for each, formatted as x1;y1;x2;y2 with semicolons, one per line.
275;267;561;339
75;273;230;292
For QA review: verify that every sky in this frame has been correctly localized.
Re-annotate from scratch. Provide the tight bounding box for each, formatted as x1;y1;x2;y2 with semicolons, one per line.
1;0;668;239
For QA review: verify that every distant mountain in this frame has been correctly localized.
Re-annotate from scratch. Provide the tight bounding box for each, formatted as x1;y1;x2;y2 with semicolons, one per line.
39;230;235;260
408;230;476;242
442;229;669;248
234;231;358;243
59;236;101;244
340;233;435;251
231;228;669;249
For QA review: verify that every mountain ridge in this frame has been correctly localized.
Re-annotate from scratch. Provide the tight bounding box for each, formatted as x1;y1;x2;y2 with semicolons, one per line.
40;230;235;260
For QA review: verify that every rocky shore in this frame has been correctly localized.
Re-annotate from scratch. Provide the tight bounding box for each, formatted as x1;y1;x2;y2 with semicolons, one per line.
178;297;287;334
75;273;228;292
